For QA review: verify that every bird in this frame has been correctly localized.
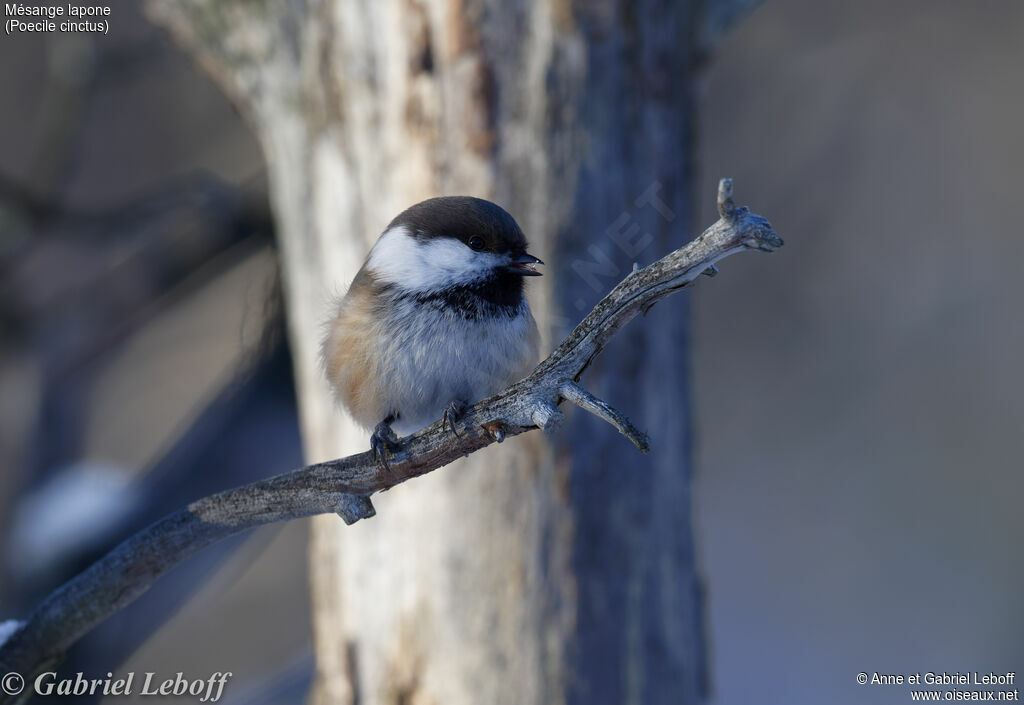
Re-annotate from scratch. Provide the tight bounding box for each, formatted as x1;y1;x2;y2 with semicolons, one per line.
321;196;543;465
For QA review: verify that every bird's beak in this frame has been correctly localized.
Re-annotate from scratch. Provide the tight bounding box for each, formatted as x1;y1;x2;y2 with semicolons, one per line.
504;252;544;276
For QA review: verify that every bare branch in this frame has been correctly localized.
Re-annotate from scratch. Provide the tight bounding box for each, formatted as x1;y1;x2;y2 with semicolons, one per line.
718;177;736;220
0;180;782;696
560;381;650;453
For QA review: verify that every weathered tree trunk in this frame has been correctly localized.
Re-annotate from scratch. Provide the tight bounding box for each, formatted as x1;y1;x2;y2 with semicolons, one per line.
147;1;732;703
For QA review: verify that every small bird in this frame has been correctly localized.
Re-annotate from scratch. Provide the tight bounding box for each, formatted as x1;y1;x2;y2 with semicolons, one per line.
321;196;542;463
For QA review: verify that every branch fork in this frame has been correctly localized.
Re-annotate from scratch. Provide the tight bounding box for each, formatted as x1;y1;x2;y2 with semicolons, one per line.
0;180;781;696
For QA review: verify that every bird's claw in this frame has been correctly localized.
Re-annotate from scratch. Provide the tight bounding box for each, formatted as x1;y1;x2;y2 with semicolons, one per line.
443;400;468;436
370;420;400;473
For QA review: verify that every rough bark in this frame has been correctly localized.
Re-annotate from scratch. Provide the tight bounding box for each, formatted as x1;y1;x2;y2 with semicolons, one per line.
140;2;755;703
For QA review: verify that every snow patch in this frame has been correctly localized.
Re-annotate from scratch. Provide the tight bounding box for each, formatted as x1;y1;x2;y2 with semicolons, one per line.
9;461;140;579
0;619;23;648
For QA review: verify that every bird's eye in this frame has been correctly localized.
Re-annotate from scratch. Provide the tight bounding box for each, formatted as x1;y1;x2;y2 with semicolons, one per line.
468;236;485;251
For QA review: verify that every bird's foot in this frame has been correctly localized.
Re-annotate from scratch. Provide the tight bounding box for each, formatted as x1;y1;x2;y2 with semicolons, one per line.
370;418;401;473
443;399;469;436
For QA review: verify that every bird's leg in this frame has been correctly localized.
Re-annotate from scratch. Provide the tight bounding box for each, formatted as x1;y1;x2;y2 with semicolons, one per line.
443;399;469;436
370;415;400;472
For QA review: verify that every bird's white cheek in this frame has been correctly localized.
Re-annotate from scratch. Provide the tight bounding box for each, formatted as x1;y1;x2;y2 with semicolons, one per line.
367;226;504;291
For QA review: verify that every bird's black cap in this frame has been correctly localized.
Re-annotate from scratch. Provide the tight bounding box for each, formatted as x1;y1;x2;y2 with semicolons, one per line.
387;196;530;256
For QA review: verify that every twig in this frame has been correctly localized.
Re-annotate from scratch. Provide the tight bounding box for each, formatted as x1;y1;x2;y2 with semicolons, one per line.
559;381;650;453
0;180;781;698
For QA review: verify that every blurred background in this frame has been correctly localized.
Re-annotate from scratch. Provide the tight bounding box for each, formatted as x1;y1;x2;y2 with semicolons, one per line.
1;1;1021;704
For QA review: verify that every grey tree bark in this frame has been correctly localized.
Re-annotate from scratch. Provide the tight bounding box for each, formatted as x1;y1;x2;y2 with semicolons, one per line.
145;2;753;703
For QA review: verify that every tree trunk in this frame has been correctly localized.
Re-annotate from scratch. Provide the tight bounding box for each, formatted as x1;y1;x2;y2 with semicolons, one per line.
147;2;717;703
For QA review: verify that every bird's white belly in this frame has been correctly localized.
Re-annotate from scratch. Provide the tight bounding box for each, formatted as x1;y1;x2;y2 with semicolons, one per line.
375;303;538;435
